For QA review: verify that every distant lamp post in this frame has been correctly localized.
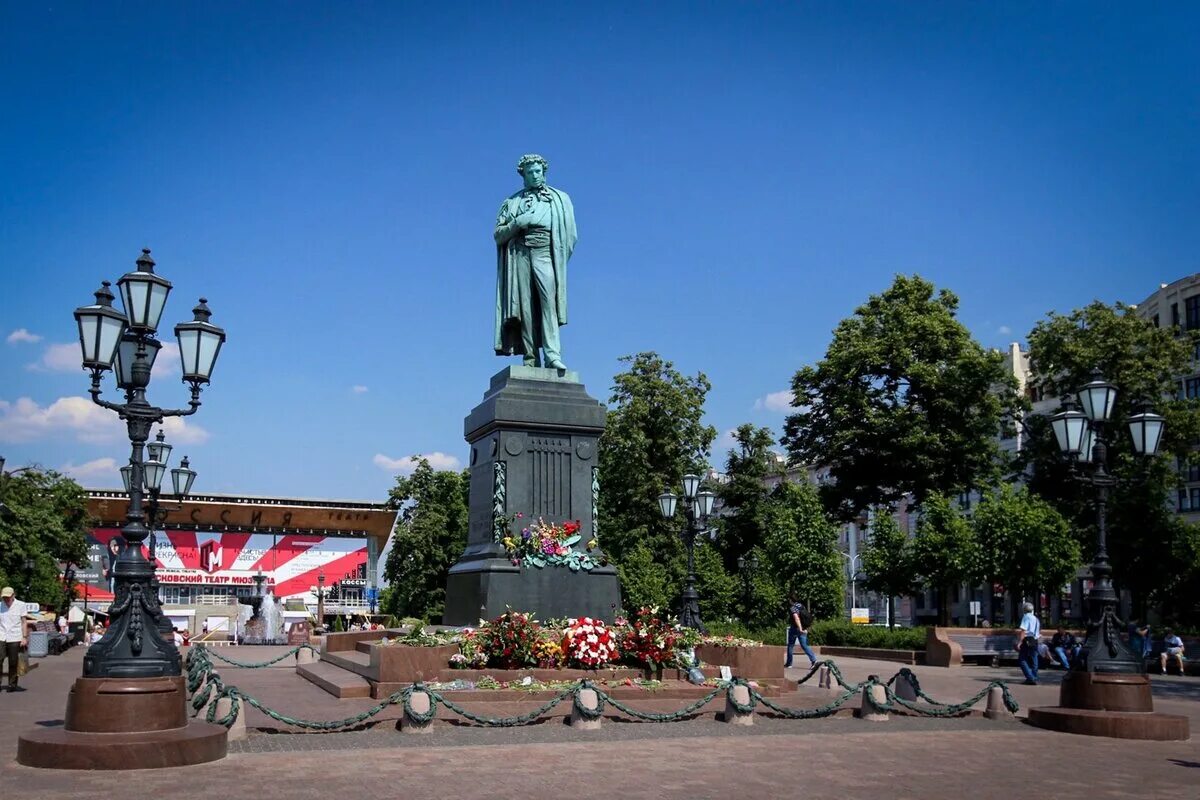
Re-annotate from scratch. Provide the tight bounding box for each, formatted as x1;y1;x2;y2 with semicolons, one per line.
72;248;225;679
317;570;326;631
737;553;759;619
62;565;77;618
840;551;863;615
658;475;716;631
24;556;36;598
1048;372;1163;675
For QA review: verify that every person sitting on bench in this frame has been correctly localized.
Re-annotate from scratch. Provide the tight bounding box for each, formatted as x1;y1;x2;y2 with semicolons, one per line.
1161;630;1185;675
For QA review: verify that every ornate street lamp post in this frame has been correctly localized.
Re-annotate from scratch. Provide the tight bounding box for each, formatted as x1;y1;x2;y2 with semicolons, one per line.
737;553;759;621
24;556;36;598
317;570;326;632
17;249;229;770
123;431;198;639
72;249;225;678
1028;372;1184;740
657;474;716;632
1048;373;1164;675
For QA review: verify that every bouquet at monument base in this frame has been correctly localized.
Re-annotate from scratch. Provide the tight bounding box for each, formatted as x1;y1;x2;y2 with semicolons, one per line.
498;515;603;571
561;616;619;668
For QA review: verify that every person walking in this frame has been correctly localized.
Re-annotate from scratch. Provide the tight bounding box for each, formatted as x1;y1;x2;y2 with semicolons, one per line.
1;587;30;692
1016;601;1042;685
784;594;817;668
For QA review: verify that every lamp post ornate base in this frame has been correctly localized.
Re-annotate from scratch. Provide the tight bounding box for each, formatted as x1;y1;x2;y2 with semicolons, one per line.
17;676;228;769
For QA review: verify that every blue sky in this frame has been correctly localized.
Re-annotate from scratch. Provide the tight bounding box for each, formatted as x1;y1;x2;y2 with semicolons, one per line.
0;3;1192;500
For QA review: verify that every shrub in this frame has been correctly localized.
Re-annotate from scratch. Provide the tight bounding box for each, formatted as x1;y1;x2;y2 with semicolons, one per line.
479;610;540;669
706;620;927;650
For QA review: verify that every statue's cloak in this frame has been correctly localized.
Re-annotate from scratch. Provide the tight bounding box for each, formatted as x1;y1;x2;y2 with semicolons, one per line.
494;186;577;356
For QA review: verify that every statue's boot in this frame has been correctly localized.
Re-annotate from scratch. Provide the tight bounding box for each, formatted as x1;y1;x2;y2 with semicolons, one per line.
546;359;567;370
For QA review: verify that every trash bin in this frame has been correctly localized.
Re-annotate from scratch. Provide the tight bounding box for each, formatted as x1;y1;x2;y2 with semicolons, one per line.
27;630;49;658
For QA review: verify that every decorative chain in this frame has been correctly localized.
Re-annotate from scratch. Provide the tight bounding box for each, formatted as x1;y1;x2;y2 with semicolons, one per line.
184;646;1018;731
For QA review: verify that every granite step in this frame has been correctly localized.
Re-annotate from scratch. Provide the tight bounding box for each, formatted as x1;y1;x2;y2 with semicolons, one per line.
319;649;375;679
297;661;372;699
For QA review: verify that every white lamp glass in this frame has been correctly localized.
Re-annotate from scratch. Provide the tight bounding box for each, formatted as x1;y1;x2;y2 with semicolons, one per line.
146;430;172;465
171;456;196;497
698;490;716;517
143;459;167;492
1127;409;1165;457
1050;406;1089;457
74;282;128;370
119;464;132;493
658;491;678;520
1077;375;1118;423
174;298;226;383
681;473;701;500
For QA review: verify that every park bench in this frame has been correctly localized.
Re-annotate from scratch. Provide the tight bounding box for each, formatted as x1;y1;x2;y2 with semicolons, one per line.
1145;636;1199;676
925;626;1086;668
31;620;70;655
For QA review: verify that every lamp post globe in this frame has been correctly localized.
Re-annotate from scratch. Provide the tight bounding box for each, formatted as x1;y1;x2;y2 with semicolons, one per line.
1127;407;1166;457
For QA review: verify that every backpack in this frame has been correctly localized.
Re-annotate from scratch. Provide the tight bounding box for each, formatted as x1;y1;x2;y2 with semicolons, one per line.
789;602;813;629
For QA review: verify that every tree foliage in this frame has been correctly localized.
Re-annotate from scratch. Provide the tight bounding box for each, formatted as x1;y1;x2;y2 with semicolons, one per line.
716;424;782;568
972;485;1080;621
759;481;844;621
1024;301;1200;621
616;543;672;611
598;352;717;601
782;274;1021;520
861;511;917;628
909;493;980;625
0;468;91;609
381;457;469;622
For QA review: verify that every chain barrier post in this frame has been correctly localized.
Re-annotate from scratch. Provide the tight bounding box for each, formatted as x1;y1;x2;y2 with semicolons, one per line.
723;679;755;726
855;678;890;722
296;646;318;666
569;683;603;730
400;685;436;734
893;670;919;703
984;685;1014;720
214;695;247;740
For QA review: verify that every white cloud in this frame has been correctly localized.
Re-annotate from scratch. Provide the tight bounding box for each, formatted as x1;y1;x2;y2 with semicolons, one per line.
27;342;82;372
7;328;42;345
373;451;462;475
351;385;369;394
153;342;180;379
59;457;121;484
754;389;795;413
0;395;209;445
714;428;739;453
997;325;1013;336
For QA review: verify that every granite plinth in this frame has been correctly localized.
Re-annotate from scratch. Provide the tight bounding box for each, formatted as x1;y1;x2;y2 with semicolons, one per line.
445;366;620;625
17;675;227;769
1026;670;1190;741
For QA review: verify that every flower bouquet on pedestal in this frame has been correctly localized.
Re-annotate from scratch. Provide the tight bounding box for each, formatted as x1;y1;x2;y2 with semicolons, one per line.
498;515;603;571
561;617;619;668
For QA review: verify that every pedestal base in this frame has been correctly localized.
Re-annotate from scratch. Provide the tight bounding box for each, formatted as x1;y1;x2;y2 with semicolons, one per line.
444;558;622;625
16;675;228;769
1027;670;1190;741
17;723;229;769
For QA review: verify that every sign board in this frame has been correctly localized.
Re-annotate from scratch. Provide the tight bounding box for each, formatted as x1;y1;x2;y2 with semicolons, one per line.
719;665;733;681
851;608;870;624
287;621;311;646
969;601;981;616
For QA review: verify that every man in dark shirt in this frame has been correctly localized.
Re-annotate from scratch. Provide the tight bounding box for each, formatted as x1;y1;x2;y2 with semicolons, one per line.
784;595;817;668
1049;628;1079;670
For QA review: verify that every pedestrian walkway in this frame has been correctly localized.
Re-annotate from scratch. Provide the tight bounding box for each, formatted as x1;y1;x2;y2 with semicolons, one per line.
2;647;1196;799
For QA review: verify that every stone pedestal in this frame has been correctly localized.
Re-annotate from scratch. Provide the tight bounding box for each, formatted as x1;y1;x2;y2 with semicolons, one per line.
569;688;603;729
17;676;227;769
1028;671;1189;740
444;367;621;625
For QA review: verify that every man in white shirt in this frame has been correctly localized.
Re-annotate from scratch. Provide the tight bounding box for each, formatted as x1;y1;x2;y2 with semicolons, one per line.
1;587;30;692
1016;601;1042;685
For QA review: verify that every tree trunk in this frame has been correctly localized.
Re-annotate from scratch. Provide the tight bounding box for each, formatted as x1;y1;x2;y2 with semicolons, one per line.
887;595;895;629
937;586;949;626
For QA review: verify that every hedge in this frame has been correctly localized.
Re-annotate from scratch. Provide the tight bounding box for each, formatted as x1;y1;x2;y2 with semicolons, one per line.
706;620;927;651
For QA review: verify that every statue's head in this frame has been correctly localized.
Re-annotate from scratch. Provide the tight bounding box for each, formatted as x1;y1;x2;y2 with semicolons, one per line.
517;154;548;190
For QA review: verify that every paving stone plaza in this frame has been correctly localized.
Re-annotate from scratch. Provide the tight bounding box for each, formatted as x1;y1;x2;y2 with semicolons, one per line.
2;644;1197;798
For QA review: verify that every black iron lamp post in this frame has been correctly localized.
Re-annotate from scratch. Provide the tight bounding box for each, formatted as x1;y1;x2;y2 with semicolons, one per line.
737;553;760;621
1049;372;1165;675
24;556;36;598
73;249;225;679
62;565;77;617
657;474;717;632
122;432;198;639
316;570;326;632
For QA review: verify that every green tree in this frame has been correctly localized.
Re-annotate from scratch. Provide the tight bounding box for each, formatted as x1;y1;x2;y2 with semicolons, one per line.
861;511;917;628
759;481;844;621
716;424;781;565
598;352;717;600
0;468;91;609
616;543;672;611
1024;301;1200;619
782;275;1021;520
972;485;1080;623
909;493;980;626
381;457;469;622
693;540;737;623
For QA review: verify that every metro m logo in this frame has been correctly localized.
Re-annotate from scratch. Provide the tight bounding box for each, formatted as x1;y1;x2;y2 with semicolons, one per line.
199;540;223;574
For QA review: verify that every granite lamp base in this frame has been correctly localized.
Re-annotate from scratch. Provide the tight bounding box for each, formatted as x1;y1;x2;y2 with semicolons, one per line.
16;675;228;769
1027;671;1189;741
